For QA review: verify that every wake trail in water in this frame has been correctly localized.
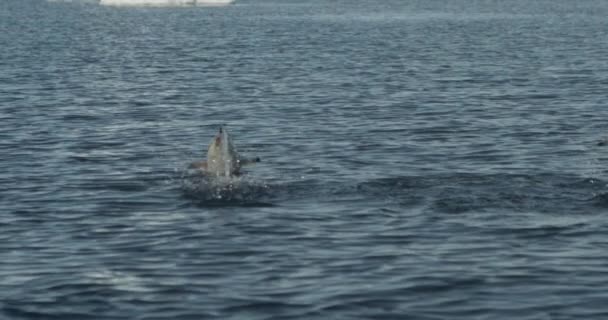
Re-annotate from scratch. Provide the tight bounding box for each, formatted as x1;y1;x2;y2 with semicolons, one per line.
180;170;608;212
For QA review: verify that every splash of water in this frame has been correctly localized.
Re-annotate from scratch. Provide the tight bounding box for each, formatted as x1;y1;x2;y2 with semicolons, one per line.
180;168;272;205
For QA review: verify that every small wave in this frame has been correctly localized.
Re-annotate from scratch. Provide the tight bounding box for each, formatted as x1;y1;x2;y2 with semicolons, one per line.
99;0;233;7
590;192;608;207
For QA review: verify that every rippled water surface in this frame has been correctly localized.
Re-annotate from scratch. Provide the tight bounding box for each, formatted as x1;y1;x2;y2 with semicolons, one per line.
2;0;608;319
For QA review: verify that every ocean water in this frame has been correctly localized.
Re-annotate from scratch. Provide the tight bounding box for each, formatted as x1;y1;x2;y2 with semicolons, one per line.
2;0;608;319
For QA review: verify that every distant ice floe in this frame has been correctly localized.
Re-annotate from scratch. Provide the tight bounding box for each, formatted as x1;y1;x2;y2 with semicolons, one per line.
99;0;234;6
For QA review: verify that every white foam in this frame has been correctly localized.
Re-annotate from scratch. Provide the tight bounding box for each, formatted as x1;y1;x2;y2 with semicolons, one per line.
99;0;233;6
87;269;154;293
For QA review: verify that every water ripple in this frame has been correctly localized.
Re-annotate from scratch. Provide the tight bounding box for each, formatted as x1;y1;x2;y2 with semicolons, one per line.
3;0;608;319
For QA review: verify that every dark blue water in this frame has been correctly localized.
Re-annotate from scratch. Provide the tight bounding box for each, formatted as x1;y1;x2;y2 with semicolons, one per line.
2;0;608;318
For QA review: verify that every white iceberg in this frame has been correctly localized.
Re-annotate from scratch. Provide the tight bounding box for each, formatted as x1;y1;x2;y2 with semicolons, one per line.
99;0;234;6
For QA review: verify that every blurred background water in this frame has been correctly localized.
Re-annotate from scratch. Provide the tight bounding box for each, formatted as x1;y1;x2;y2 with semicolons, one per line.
2;0;608;319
